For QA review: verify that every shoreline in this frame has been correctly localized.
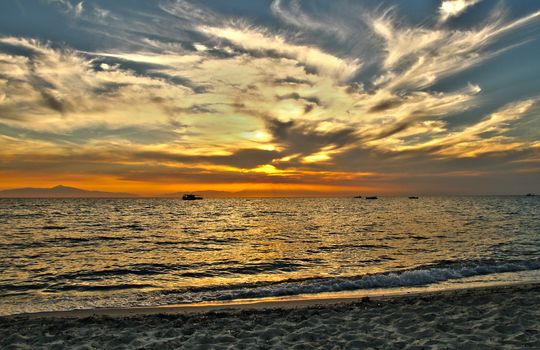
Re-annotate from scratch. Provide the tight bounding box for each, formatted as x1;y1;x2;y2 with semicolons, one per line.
6;281;539;319
2;282;539;349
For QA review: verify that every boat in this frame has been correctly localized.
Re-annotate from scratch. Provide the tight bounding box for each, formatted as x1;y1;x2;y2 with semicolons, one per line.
526;193;535;197
365;196;378;200
353;195;362;198
408;196;419;199
182;194;203;200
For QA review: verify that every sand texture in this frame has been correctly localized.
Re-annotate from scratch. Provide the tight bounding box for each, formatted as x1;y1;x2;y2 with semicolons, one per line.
1;284;539;349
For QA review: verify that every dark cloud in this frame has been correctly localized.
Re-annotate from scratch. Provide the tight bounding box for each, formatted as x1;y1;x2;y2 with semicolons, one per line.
368;98;404;113
300;63;319;75
89;56;165;73
266;117;358;156
277;92;322;106
273;76;313;86
345;82;364;94
172;104;218;114
149;71;211;94
153;100;222;119
0;41;42;58
92;82;130;96
205;46;242;59
304;104;315;114
369;121;412;140
40;90;70;114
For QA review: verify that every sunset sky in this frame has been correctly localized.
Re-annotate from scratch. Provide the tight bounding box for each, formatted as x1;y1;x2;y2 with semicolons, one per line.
0;0;539;195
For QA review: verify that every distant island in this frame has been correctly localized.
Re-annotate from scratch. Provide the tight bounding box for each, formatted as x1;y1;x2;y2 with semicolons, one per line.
0;185;137;198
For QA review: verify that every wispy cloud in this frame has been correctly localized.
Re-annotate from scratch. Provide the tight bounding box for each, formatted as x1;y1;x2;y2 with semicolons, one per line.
424;99;537;157
370;7;540;90
270;0;348;40
47;0;84;17
198;25;361;81
158;0;218;24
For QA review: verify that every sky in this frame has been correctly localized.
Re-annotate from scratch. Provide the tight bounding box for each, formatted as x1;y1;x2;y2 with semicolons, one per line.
0;0;539;196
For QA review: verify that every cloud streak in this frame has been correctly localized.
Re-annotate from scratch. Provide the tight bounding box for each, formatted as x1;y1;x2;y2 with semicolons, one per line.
199;25;361;81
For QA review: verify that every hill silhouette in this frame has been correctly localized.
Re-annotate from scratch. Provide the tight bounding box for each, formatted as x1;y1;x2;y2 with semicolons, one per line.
0;185;137;198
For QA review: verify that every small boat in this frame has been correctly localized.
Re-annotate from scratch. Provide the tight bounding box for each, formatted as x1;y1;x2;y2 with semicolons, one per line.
182;194;203;200
526;193;535;197
353;195;362;198
408;196;419;199
365;196;378;200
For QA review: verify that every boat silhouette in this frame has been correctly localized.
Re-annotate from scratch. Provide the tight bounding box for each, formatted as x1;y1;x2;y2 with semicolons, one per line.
182;194;203;200
365;196;378;200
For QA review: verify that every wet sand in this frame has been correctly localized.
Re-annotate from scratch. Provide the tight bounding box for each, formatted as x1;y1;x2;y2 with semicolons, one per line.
1;283;539;349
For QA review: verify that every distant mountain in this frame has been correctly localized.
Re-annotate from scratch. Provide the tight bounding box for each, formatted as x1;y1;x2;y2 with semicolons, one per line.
0;185;137;198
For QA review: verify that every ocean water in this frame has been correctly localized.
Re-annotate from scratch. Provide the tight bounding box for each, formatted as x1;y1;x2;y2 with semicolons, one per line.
0;196;539;316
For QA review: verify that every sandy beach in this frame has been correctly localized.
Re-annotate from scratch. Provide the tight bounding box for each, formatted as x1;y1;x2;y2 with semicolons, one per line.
1;283;539;349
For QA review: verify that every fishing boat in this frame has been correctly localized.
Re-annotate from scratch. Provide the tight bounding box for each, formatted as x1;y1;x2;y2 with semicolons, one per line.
365;196;378;200
182;194;203;200
408;196;419;199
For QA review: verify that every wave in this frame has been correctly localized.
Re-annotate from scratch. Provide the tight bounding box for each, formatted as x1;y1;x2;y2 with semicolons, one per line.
44;283;156;292
159;258;540;303
2;258;540;316
2;258;540;305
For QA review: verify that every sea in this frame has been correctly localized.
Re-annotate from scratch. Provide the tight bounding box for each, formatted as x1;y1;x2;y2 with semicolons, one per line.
0;196;539;316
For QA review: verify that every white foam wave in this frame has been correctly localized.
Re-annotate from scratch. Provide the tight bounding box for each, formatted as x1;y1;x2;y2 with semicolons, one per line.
175;259;540;303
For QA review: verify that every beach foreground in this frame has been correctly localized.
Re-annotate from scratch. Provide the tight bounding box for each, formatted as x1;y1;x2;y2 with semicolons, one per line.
1;284;539;349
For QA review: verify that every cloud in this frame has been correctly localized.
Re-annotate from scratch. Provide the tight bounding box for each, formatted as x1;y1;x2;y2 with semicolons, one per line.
1;1;540;194
133;148;282;169
159;0;218;25
199;25;361;81
265;118;358;162
376;99;538;159
427;99;537;158
273;76;313;86
367;98;404;113
439;0;482;22
277;92;322;106
270;0;348;40
0;37;201;134
47;0;84;17
0;122;184;146
370;6;540;90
